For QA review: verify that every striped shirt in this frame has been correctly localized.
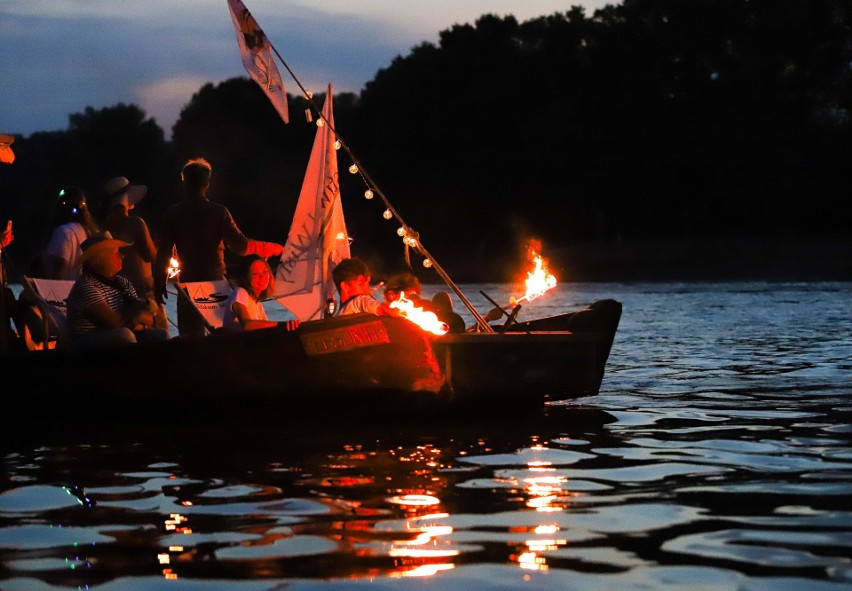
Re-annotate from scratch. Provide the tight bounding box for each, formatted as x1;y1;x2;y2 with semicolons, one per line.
67;272;140;335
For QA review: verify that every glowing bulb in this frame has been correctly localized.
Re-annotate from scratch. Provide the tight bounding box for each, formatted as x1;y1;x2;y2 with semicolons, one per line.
383;209;392;220
316;119;325;127
423;259;433;268
364;189;374;200
305;90;313;99
404;236;417;246
397;227;406;237
333;140;341;150
349;164;359;174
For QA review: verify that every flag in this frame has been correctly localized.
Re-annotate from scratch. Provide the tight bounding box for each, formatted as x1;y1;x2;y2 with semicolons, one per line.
275;84;350;320
226;0;289;124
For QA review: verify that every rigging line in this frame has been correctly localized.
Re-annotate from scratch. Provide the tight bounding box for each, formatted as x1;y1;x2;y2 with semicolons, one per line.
268;43;494;333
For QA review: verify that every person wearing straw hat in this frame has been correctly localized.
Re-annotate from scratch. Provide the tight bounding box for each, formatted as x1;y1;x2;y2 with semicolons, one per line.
66;231;169;349
102;176;168;332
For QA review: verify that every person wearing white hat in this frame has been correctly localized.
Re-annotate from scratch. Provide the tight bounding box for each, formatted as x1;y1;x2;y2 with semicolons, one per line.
102;176;167;332
66;231;169;349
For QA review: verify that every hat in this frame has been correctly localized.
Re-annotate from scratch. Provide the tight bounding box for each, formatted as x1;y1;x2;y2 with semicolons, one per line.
105;176;146;209
77;231;132;267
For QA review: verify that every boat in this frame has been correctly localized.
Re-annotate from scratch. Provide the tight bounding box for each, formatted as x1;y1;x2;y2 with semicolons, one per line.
0;9;621;420
0;299;620;421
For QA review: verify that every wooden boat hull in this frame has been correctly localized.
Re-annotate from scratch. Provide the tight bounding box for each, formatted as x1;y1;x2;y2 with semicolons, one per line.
0;300;621;419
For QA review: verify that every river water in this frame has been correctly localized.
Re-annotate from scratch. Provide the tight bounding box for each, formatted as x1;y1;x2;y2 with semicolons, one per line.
1;282;851;590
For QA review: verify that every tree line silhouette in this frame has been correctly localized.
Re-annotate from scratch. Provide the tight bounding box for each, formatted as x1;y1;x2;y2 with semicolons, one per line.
1;0;850;282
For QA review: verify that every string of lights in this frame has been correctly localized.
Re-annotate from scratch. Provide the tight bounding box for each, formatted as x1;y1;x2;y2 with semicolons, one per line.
269;43;494;332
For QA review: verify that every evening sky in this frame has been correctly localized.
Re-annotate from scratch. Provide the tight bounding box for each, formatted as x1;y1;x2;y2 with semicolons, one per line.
0;0;611;138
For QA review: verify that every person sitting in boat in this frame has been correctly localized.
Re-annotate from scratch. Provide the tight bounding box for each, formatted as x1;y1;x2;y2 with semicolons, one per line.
382;272;435;311
66;231;169;348
152;157;285;337
430;291;466;334
332;257;399;316
222;254;299;331
42;186;100;280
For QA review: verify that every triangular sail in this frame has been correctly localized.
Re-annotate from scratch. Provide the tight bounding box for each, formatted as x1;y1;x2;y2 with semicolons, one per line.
274;84;350;320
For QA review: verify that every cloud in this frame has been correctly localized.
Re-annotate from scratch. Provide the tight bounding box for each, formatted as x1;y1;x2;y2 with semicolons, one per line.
133;75;214;137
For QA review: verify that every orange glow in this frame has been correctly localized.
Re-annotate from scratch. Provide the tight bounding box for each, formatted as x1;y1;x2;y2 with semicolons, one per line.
389;292;449;335
167;257;181;280
387;494;441;507
510;249;557;306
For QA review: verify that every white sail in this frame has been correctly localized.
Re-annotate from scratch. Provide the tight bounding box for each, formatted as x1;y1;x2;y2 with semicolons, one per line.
274;84;350;320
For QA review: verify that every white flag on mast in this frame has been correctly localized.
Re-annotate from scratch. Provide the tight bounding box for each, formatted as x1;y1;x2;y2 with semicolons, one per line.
226;0;290;123
275;84;350;320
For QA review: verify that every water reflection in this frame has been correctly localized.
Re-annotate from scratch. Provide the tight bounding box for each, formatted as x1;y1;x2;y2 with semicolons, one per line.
1;282;851;589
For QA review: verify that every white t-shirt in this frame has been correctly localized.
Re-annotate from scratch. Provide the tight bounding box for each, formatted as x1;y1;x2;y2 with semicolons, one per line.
338;294;382;316
223;286;267;330
44;222;89;280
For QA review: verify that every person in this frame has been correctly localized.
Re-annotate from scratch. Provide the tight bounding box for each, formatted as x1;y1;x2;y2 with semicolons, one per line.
42;186;100;280
332;257;398;316
153;158;284;337
382;272;436;312
66;231;169;349
102;176;167;331
223;254;299;331
0;219;12;249
431;291;466;334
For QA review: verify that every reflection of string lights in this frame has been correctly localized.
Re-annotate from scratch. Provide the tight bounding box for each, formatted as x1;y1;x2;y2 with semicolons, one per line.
161;514;191;580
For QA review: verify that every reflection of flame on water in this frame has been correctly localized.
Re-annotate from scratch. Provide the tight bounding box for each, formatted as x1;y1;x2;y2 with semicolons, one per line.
510;250;557;306
388;513;457;577
387;493;441;507
389;292;448;335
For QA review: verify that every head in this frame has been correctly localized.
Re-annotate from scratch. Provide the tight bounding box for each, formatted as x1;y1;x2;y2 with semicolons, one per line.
78;231;131;278
104;176;146;213
383;272;422;303
332;257;372;298
431;291;454;312
238;254;275;300
54;186;99;234
181;158;212;194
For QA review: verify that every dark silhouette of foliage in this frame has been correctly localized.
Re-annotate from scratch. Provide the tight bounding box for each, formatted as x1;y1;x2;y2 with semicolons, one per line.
2;0;850;281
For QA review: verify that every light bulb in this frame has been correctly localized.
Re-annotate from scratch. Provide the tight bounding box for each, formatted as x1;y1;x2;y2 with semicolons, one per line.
423;259;432;268
364;189;373;200
349;164;359;174
305;90;313;99
397;227;406;237
382;209;392;220
316;119;325;127
333;140;341;150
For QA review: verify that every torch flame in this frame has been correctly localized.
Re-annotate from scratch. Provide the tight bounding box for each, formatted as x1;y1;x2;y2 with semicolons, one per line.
510;250;557;306
167;257;181;280
390;292;449;336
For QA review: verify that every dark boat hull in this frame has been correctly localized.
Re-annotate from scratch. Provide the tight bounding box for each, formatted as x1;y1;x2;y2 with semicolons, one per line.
0;300;621;419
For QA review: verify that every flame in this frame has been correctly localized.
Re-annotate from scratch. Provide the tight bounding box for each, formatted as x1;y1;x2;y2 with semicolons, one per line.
390;292;449;336
167;257;181;280
510;250;557;306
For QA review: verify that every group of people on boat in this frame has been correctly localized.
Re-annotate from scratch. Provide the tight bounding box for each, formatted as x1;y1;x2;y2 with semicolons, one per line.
1;156;468;352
